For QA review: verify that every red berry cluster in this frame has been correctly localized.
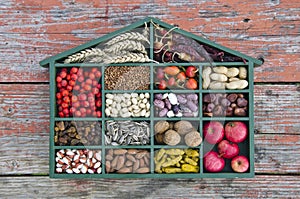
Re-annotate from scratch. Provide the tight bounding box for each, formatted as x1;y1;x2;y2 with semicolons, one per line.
56;67;102;118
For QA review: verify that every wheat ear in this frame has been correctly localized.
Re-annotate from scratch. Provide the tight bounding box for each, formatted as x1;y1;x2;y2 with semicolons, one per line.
105;32;150;46
105;53;158;64
104;40;147;55
64;48;105;63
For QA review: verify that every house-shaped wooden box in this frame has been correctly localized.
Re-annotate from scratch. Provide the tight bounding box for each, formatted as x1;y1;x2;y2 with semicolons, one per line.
40;17;262;178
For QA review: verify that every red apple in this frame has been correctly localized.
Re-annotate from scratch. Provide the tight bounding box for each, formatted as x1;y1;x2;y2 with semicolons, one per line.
203;121;224;144
204;151;225;172
217;140;240;159
225;121;248;143
231;155;249;173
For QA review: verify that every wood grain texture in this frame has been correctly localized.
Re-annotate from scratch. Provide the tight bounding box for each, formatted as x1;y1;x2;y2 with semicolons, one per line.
0;0;299;82
0;84;299;175
0;176;299;198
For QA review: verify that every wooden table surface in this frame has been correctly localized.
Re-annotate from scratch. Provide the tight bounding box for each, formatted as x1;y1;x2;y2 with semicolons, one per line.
1;1;299;198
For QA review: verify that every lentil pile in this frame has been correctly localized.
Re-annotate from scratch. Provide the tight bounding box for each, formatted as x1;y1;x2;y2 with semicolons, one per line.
104;66;150;90
54;121;101;146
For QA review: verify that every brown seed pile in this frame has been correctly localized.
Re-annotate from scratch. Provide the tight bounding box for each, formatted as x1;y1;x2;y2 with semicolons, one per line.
104;66;150;90
54;121;101;146
105;149;150;173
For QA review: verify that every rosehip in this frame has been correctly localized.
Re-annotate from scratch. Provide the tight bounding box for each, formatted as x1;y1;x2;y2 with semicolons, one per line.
66;85;73;91
84;84;92;91
95;71;101;78
92;80;98;87
83;101;89;108
86;109;92;115
58;111;64;117
95;100;102;107
88;96;95;103
71;74;78;81
57;83;62;88
97;83;101;89
96;111;102;118
56;76;62;83
61;102;69;109
158;79;167;90
185;78;198;90
63;108;69;115
72;101;80;108
91;68;98;73
77;68;83;76
69;107;76;115
78;76;84;83
167;77;176;87
71;95;78;103
74;110;81;117
61;90;69;97
92;87;99;95
79;93;87;101
73;85;80;91
89;73;95;80
59;71;67;79
96;92;101;98
70;67;78;74
80;107;87;114
58;106;63;112
61;80;68;87
56;93;62;99
84;71;89;77
63;96;70;103
66;74;71;81
56;99;62;105
69;80;76;87
85;78;93;85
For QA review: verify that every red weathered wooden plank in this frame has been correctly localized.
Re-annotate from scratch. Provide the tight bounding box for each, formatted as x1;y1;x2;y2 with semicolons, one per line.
0;0;299;82
0;175;299;198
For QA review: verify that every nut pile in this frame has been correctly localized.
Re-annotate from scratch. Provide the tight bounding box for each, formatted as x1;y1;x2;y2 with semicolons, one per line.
202;66;248;90
154;93;199;117
154;149;200;173
54;121;101;146
56;67;102;118
105;120;150;145
104;66;150;90
55;149;102;174
105;149;150;173
203;93;248;117
105;93;150;118
154;121;202;147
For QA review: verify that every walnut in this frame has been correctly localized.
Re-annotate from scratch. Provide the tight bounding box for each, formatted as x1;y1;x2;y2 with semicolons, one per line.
174;121;194;135
184;131;202;147
154;121;170;134
163;130;181;146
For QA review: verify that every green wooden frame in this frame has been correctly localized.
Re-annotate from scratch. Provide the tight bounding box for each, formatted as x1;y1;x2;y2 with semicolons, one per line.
40;17;261;178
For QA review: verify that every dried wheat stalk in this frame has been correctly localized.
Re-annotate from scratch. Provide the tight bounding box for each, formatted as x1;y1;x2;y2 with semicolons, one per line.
104;40;147;55
64;48;105;63
105;32;149;46
104;52;151;64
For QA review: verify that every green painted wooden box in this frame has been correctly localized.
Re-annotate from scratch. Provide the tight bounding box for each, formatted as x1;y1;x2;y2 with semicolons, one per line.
40;17;262;178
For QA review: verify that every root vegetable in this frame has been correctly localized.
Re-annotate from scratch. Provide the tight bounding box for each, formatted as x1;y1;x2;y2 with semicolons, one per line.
234;107;247;116
237;98;248;107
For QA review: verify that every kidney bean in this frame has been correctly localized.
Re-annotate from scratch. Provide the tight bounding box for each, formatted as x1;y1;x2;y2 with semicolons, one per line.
154;99;165;109
159;108;168;117
164;98;172;110
176;95;187;104
186;100;198;112
186;94;198;101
